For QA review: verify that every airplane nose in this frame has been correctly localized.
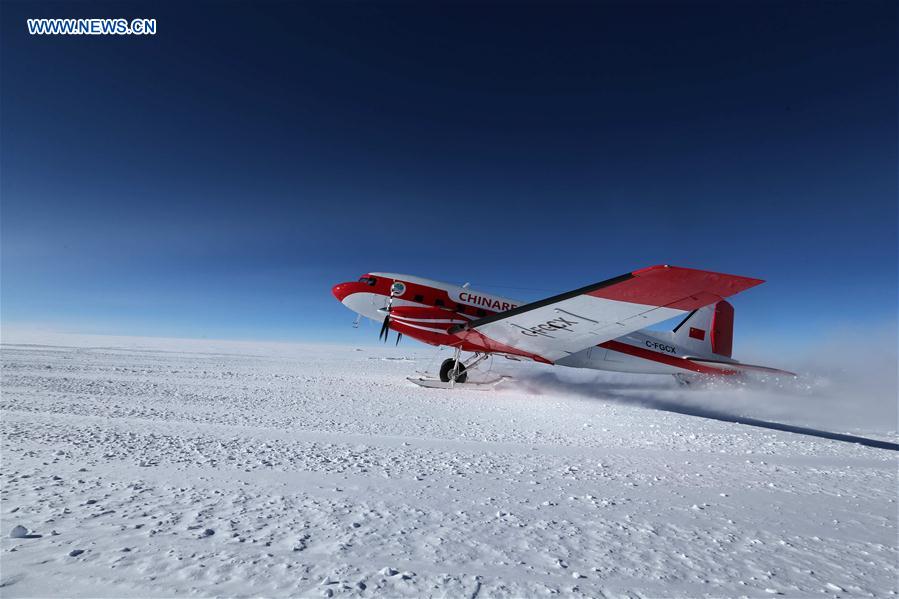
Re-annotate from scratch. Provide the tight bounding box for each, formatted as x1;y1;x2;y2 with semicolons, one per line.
331;282;355;302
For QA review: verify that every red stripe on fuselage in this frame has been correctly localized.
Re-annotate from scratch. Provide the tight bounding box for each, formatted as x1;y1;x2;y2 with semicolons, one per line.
599;340;739;375
364;275;504;318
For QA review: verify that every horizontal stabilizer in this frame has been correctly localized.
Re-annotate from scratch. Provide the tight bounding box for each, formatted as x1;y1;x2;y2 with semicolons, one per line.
687;357;797;377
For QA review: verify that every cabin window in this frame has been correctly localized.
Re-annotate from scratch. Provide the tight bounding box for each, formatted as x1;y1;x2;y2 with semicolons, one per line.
476;309;487;317
455;304;466;313
435;299;445;307
413;294;424;303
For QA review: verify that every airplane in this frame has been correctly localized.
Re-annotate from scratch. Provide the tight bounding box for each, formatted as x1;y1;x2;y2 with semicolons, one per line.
331;264;794;388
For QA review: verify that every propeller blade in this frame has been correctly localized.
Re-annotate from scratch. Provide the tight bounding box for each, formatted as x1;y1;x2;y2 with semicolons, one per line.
379;314;390;342
395;332;403;346
378;284;398;343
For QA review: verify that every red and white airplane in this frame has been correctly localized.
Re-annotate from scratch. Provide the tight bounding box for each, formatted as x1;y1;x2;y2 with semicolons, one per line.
332;265;794;387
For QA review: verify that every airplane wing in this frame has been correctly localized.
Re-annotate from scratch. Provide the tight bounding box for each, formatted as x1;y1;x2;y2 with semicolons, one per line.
448;265;764;364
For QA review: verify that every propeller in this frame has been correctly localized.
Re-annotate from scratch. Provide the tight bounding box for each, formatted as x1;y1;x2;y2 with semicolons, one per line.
378;305;392;342
379;281;405;343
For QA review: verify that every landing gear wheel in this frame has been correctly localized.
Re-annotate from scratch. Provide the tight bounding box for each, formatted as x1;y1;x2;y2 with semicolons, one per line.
439;358;468;384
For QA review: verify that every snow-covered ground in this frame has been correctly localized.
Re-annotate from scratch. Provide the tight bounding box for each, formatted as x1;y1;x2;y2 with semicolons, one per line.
1;332;897;597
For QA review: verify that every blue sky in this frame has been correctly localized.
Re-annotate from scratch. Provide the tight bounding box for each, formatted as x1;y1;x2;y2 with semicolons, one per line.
1;2;896;350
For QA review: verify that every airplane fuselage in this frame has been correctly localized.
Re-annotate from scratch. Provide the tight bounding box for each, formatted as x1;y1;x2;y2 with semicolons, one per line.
332;272;742;377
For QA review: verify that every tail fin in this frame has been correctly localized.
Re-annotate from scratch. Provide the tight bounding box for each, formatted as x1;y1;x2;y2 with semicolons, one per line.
671;300;734;358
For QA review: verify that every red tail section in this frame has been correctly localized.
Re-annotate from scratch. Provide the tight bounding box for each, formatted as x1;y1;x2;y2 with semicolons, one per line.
710;300;734;358
672;300;735;358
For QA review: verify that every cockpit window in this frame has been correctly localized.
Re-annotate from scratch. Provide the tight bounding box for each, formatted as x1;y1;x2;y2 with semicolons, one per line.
358;276;377;286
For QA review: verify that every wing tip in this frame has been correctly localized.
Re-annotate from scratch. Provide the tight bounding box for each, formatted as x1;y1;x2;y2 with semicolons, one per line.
632;264;669;276
632;264;765;287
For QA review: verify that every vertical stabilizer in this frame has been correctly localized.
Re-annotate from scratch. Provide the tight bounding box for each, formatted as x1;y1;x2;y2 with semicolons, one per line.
671;300;734;358
710;300;734;357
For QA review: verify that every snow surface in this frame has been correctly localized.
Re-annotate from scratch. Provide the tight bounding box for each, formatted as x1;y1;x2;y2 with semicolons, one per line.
1;332;897;598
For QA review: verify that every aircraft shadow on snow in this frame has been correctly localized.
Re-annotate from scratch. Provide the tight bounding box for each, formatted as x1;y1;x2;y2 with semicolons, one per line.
510;373;899;452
